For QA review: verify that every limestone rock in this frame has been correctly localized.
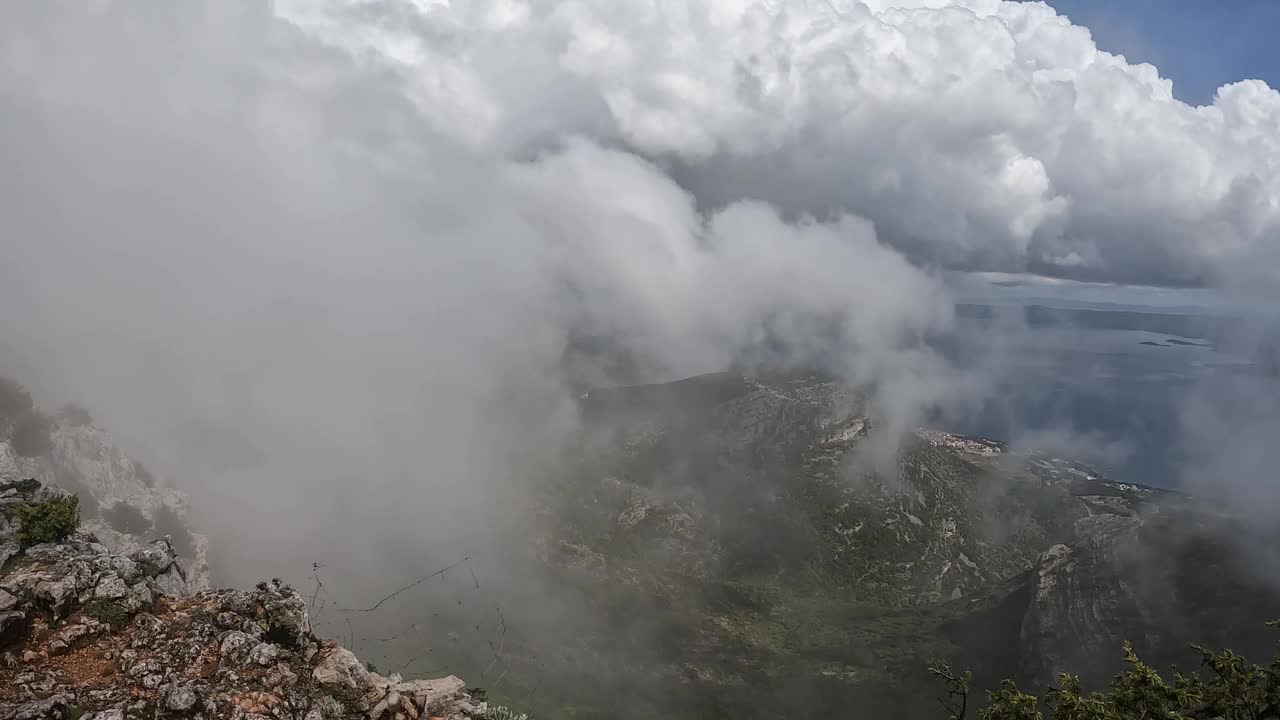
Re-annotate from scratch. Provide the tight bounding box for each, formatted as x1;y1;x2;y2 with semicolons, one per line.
0;496;490;719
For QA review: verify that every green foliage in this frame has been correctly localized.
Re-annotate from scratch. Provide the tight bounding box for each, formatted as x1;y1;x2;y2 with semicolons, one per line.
980;682;1041;720
0;376;33;421
365;661;379;674
935;632;1280;720
54;465;98;518
84;599;129;629
103;502;152;535
11;411;53;457
930;659;974;720
13;495;80;548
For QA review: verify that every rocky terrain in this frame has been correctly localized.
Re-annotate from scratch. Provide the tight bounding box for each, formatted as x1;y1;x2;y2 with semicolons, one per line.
521;371;1280;718
0;390;209;591
2;370;1275;719
0;477;495;720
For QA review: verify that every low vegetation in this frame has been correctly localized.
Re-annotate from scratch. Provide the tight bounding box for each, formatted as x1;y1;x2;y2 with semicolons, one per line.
932;627;1280;719
13;495;80;548
83;599;130;629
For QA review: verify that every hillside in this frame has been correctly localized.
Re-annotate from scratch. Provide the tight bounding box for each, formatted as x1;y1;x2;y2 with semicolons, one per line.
520;372;1279;717
2;371;1276;719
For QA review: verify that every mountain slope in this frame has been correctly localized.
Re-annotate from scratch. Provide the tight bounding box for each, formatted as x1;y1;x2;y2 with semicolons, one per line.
4;372;1274;719
526;371;1278;718
0;398;208;591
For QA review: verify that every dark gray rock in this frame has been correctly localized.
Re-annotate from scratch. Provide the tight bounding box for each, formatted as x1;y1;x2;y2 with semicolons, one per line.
162;683;198;713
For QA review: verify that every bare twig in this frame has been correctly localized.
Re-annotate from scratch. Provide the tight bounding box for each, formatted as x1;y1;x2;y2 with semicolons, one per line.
308;562;326;613
341;557;471;613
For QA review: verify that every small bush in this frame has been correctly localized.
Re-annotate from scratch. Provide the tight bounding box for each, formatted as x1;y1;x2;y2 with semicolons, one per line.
153;504;196;558
14;495;80;548
58;404;93;427
0;376;33;421
0;477;38;494
103;502;153;536
11;412;53;458
83;599;129;629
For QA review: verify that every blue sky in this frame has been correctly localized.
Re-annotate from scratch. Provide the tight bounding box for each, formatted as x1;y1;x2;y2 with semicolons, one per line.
1044;0;1280;105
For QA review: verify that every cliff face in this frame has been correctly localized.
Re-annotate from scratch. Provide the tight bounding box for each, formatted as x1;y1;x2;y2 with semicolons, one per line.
0;478;490;720
1014;501;1280;688
1;420;209;592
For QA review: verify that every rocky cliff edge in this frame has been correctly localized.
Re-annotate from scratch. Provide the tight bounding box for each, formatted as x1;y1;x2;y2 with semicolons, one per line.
0;478;491;720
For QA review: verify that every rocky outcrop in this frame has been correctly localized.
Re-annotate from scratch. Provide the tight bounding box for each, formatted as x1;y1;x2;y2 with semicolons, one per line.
1018;513;1150;683
48;424;211;591
0;480;490;720
1008;500;1280;688
565;372;1165;607
1;419;210;591
534;371;1275;717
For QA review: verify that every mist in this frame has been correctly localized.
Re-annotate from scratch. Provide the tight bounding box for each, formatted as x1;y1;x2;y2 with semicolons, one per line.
2;0;1280;713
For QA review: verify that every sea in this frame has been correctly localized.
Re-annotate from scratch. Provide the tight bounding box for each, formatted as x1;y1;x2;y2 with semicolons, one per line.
940;272;1280;492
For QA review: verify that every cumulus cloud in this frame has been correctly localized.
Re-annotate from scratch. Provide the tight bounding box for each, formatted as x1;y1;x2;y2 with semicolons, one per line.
276;0;1280;287
0;0;1274;574
0;0;964;586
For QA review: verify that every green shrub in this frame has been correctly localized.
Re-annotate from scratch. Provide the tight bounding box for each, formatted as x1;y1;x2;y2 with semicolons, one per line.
83;599;129;629
932;626;1280;720
103;502;153;535
0;376;33;421
53;465;98;519
14;495;80;548
11;412;53;457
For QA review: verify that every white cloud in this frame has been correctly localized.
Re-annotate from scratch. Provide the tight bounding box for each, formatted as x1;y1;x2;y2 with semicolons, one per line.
1;0;1278;589
273;0;1280;287
0;1;965;583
